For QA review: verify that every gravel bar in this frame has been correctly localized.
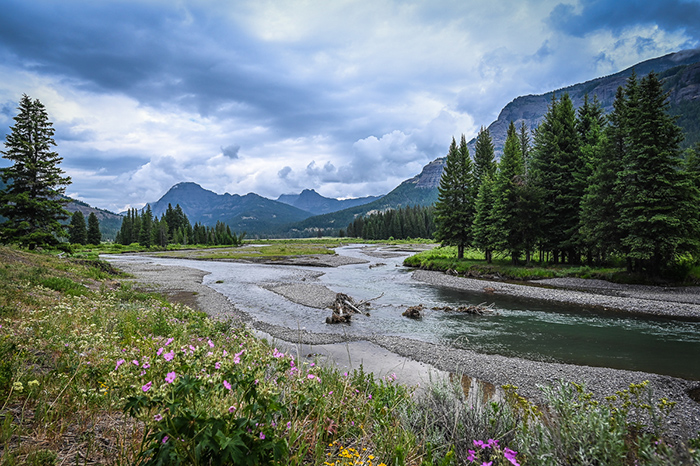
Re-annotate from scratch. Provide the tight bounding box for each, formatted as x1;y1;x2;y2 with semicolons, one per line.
413;270;700;319
110;258;700;440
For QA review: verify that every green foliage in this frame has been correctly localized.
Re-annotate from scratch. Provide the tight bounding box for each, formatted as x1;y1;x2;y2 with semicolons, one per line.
68;211;87;245
86;212;101;245
617;72;700;275
39;276;89;296
0;95;72;249
346;205;435;240
434;135;475;258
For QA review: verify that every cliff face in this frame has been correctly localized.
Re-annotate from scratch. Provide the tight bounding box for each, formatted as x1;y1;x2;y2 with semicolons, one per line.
403;157;446;189
468;48;700;156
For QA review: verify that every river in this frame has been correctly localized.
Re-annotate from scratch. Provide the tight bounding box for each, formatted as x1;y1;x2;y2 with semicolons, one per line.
107;244;700;380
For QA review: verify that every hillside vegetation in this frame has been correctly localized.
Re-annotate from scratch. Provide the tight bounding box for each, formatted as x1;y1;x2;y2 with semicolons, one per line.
0;246;698;465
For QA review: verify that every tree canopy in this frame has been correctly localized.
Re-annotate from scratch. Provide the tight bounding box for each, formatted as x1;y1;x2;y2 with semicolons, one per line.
0;95;71;249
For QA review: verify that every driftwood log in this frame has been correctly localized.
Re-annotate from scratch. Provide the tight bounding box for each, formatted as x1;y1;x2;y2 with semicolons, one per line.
402;304;424;319
325;293;382;324
432;302;495;315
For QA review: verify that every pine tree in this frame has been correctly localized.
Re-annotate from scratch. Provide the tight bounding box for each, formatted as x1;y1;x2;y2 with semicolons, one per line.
616;72;698;275
490;122;526;264
472;127;496;198
87;212;101;245
530;93;581;263
0;95;72;248
580;91;621;264
434;135;474;258
139;205;153;248
69;211;87;245
472;174;497;263
518;122;531;170
575;94;605;263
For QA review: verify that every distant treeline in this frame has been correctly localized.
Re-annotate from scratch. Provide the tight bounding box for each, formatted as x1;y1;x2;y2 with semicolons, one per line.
343;205;435;240
116;203;245;247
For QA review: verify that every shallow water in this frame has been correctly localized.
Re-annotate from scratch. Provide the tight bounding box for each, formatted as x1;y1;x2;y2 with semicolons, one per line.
108;245;700;380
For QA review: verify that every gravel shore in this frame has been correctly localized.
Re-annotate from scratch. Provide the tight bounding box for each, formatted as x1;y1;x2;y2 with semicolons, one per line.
109;257;700;440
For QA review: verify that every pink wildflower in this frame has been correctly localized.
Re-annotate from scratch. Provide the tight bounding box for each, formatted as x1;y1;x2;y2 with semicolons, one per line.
132;360;139;366
154;414;163;421
223;380;232;390
259;432;265;440
307;374;315;380
157;347;164;356
215;362;221;369
165;338;174;345
467;450;477;462
208;340;215;348
165;372;177;383
233;350;244;364
503;448;520;466
162;436;169;444
142;381;152;392
115;359;125;370
164;350;174;361
229;406;236;413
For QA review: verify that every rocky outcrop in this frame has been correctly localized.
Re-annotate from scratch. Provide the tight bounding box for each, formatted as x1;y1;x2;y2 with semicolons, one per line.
468;48;700;157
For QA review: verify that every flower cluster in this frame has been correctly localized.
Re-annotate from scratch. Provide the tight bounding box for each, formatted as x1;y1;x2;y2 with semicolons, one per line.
467;438;520;466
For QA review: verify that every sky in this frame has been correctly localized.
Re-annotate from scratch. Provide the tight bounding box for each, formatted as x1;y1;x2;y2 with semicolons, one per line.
1;0;700;213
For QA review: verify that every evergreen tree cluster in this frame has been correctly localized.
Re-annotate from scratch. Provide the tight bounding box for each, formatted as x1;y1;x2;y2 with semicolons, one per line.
345;205;435;240
69;211;101;245
116;203;245;248
436;71;700;276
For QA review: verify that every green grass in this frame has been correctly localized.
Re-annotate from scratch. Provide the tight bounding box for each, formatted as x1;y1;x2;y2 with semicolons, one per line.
404;246;637;282
0;245;697;465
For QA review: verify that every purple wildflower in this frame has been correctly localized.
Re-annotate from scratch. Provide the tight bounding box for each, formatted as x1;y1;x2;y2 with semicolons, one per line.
503;448;520;466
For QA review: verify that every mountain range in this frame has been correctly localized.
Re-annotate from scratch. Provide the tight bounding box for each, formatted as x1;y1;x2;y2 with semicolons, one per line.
5;48;699;239
277;189;382;215
469;48;700;156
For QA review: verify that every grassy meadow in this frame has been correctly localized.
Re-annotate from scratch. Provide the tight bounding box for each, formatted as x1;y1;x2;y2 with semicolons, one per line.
0;245;698;465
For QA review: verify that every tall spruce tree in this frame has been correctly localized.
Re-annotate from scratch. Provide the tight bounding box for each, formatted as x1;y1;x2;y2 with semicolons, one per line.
87;212;101;245
69;211;87;245
530;93;581;263
434;135;474;258
490;121;525;264
616;72;699;275
472;127;496;197
139;205;153;248
575;94;605;263
0;95;71;248
580;90;622;264
472;174;497;263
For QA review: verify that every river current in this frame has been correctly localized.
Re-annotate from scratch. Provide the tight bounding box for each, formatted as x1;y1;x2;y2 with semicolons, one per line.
108;245;700;380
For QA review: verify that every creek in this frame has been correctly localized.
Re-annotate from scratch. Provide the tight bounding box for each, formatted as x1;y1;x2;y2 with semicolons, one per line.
108;245;700;380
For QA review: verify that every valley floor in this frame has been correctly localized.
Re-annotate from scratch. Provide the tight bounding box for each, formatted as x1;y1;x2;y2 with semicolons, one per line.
108;255;700;440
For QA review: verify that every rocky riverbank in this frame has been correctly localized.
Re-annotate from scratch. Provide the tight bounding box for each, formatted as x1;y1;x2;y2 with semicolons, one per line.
108;256;700;440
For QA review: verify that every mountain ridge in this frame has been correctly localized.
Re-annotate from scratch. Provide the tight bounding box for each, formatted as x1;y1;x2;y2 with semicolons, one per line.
276;189;382;216
469;48;700;156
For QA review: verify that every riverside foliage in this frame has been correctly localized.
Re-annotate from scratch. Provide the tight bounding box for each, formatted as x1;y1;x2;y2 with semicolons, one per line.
0;245;698;465
435;71;700;278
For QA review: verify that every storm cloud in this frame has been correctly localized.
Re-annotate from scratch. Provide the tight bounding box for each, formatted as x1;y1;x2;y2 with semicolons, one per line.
1;0;698;212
